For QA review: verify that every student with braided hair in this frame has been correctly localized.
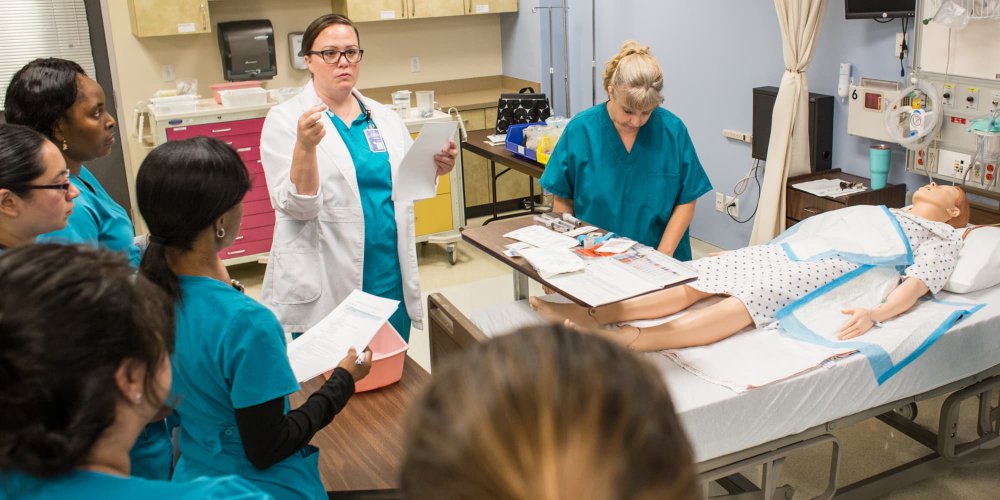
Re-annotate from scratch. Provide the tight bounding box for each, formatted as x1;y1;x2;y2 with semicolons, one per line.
539;41;712;261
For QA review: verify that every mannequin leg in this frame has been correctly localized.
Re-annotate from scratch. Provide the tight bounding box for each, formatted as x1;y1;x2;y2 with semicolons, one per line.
580;296;754;351
530;285;714;328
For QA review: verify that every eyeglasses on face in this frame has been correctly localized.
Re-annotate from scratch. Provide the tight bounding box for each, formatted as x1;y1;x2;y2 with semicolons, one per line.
20;182;72;192
304;48;364;64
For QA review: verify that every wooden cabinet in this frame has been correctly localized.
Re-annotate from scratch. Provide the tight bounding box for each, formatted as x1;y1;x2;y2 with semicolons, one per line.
786;169;905;228
127;0;210;37
333;0;464;21
465;0;519;14
333;0;514;21
410;0;466;19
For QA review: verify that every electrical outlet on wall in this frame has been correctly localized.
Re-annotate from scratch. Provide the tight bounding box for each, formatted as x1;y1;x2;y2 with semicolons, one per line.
410;57;421;73
725;196;739;218
715;192;725;212
161;64;175;82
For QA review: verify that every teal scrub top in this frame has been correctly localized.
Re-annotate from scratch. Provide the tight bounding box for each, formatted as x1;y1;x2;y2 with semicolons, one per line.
169;276;324;500
0;469;270;499
539;104;713;261
36;168;163;478
38;166;140;266
330;110;410;341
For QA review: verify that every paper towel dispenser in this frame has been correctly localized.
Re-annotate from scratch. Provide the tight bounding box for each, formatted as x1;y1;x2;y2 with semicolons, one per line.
218;20;276;81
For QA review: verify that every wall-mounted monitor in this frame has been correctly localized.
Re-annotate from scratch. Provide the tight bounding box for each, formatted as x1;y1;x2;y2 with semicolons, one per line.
845;0;915;19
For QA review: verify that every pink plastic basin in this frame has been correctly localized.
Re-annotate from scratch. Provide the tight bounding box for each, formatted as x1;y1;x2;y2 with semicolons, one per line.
323;321;408;393
210;81;263;104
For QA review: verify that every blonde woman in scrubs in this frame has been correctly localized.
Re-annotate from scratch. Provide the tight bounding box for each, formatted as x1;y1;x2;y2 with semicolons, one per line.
260;14;458;338
539;41;712;261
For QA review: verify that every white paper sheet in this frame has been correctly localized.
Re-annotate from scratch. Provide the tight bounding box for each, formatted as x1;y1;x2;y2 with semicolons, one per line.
394;121;458;201
286;290;399;382
543;248;699;307
517;246;586;279
595;238;636;254
792;179;867;198
503;225;580;249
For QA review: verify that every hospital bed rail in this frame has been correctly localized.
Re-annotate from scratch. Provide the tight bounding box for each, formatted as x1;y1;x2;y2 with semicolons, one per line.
426;292;1000;499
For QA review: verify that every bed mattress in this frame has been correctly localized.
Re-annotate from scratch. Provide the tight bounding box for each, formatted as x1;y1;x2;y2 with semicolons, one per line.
467;286;1000;462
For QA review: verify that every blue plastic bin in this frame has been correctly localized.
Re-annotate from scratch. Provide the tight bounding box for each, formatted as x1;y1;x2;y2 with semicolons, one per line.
504;122;547;163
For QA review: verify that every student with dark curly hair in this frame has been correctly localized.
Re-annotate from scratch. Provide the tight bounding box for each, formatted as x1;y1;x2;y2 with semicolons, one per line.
0;245;269;498
0;124;79;251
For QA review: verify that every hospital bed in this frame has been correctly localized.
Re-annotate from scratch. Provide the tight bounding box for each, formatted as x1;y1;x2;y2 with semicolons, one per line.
426;284;1000;499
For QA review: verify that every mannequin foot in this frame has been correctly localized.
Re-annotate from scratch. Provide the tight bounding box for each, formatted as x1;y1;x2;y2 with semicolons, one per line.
529;296;601;329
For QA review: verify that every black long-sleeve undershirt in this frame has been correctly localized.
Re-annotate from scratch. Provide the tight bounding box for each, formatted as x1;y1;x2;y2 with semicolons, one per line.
233;367;355;469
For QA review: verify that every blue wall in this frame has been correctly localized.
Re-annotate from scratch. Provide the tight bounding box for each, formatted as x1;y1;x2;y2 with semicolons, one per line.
502;0;923;250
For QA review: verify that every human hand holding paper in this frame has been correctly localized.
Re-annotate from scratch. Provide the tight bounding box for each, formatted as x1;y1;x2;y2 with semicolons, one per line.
337;346;373;381
287;290;398;382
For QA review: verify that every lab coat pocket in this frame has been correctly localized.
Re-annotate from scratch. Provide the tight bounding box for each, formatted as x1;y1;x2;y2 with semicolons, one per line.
271;248;322;305
320;205;364;223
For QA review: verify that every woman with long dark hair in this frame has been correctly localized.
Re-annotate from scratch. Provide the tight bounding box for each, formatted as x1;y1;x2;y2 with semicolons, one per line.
137;137;371;499
0;245;268;498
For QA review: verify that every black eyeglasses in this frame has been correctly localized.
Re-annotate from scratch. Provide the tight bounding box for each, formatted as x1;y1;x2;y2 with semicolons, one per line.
20;182;72;192
304;48;364;64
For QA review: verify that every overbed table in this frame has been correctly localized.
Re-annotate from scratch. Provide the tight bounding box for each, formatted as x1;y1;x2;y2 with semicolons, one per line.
461;214;696;305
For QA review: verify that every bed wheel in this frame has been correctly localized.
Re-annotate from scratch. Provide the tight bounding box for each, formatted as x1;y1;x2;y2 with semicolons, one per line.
894;402;919;421
447;243;457;265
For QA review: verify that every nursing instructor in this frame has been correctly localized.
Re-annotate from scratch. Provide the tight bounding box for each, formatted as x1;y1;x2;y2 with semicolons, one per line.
260;14;457;339
539;41;712;261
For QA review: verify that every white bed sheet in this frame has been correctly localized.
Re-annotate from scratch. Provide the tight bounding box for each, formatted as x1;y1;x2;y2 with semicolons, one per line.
466;286;1000;462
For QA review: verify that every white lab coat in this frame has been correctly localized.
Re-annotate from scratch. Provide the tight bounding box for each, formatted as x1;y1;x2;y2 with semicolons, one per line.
259;81;422;334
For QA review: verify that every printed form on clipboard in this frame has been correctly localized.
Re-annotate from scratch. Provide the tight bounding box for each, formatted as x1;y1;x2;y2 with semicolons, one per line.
547;246;699;307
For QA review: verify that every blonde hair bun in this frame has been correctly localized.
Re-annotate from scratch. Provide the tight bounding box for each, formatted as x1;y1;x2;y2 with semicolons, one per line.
603;40;664;111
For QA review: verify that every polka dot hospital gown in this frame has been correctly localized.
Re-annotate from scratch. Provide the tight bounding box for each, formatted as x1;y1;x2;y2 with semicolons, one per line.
689;209;963;327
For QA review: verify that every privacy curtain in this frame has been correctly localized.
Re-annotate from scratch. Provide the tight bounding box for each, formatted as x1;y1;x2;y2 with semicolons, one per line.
749;0;828;245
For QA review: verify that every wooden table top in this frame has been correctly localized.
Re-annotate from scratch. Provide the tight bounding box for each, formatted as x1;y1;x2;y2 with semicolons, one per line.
461;215;600;307
289;356;429;492
462;129;546;179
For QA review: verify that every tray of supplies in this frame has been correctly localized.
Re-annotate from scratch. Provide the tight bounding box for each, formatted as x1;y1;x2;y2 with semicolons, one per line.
504;122;550;164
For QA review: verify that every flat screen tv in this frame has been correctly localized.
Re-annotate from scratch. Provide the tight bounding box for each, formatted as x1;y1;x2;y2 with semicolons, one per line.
845;0;915;19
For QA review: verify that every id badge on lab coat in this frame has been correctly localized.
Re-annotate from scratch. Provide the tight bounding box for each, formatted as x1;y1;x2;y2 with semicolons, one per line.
364;128;387;153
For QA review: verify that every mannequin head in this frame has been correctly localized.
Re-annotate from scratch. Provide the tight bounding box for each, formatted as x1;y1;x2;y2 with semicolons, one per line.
911;183;970;229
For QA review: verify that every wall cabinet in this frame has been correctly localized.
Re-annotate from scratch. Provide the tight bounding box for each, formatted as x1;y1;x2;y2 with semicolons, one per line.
465;0;518;15
332;0;514;21
127;0;210;37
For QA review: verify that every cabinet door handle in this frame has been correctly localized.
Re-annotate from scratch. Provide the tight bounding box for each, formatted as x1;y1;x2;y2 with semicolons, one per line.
212;128;232;134
235;235;245;241
236;146;252;152
803;207;823;214
227;249;247;256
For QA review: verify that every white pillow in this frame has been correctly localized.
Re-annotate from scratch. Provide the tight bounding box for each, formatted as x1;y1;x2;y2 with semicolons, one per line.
944;227;1000;293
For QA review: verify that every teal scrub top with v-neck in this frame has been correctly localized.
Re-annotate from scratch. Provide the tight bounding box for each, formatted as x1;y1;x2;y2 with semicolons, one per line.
329;110;411;341
539;103;712;261
169;276;321;500
38;166;140;266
